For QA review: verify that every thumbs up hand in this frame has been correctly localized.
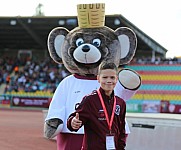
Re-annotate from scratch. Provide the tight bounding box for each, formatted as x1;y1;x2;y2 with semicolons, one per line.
71;113;82;130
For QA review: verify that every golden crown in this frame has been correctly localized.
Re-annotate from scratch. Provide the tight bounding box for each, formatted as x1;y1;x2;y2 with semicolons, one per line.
77;3;105;28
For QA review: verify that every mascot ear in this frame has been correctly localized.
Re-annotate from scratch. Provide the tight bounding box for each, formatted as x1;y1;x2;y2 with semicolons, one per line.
115;27;137;65
47;27;69;64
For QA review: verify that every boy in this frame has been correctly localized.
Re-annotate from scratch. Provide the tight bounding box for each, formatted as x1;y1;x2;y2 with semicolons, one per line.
67;62;126;150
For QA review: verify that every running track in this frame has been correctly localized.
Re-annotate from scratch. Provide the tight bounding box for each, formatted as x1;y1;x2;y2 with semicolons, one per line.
0;108;56;150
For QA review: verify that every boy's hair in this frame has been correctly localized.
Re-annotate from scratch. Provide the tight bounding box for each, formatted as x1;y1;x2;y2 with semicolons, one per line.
98;61;118;75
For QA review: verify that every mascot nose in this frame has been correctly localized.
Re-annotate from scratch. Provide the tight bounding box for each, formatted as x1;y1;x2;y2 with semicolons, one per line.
82;45;90;52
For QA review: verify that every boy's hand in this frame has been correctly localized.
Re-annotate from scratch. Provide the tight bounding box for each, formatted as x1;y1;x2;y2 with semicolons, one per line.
71;113;82;129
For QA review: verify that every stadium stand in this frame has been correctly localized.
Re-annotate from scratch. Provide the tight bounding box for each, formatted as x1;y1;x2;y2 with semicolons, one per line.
1;55;181;113
126;63;181;114
0;56;70;108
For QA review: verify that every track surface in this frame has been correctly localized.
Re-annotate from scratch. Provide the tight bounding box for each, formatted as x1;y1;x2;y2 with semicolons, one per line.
0;109;56;150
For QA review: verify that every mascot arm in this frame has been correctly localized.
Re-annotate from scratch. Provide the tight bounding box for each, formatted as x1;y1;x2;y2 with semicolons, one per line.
44;81;67;139
44;118;63;139
118;68;141;101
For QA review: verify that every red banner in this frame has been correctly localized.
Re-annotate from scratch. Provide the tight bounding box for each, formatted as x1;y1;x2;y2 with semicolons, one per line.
12;97;51;108
160;100;181;114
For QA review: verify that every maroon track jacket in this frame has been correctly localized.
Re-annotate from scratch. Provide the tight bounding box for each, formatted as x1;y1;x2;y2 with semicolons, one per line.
67;88;126;150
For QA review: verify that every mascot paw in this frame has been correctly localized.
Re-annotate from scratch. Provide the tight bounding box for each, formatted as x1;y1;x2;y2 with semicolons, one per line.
44;118;63;139
118;68;141;90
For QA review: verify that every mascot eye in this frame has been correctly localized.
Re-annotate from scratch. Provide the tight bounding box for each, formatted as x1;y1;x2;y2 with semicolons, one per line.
76;38;84;46
92;38;101;47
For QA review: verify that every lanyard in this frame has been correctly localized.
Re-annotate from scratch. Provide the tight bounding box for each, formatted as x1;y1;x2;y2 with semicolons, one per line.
97;89;116;133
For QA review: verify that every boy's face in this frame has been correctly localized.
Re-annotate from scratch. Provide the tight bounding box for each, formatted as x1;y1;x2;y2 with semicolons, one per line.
97;69;118;95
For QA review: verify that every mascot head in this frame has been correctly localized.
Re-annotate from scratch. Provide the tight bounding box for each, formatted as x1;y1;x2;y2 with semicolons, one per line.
47;3;137;76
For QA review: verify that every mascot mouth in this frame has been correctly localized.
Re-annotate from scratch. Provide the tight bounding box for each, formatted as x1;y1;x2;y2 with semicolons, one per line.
74;59;101;68
73;52;101;64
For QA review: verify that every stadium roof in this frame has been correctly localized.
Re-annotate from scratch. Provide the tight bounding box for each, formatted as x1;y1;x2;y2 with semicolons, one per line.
0;15;167;58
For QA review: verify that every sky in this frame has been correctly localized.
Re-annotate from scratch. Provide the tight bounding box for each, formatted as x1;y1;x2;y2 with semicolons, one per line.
0;0;181;58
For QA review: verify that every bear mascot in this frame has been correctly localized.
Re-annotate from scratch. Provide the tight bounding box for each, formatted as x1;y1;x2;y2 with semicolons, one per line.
44;3;141;150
